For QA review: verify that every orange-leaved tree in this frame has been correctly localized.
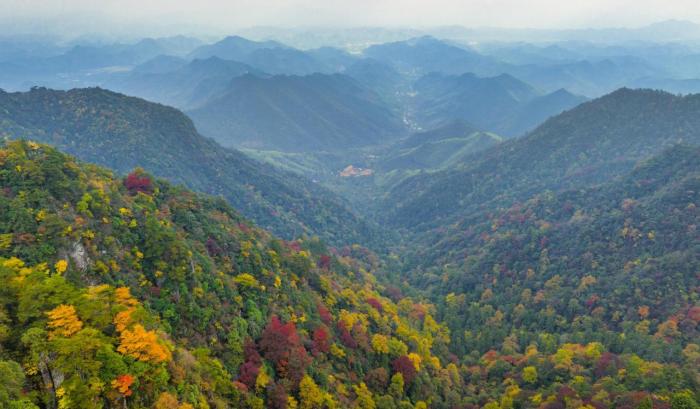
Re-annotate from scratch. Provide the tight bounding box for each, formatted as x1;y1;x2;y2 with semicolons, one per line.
117;324;171;363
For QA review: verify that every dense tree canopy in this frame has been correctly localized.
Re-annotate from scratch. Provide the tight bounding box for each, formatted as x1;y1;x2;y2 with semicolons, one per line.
0;141;457;408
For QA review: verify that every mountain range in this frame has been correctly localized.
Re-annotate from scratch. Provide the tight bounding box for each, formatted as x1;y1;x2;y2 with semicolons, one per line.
0;29;699;409
0;87;383;247
7;33;700;156
1;85;698;409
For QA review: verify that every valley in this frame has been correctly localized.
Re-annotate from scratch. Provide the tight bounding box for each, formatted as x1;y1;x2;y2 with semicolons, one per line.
0;16;699;409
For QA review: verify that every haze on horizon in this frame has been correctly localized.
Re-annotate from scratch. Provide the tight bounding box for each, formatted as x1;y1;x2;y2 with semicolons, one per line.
2;0;700;40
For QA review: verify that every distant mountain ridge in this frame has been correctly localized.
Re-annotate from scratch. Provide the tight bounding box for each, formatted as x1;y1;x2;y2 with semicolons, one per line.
109;56;261;109
363;35;508;76
412;72;587;136
188;73;407;151
188;35;328;75
188;35;288;59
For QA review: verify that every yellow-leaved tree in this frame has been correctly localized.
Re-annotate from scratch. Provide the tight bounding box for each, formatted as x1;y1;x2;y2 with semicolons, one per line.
113;308;134;333
46;304;83;338
299;375;335;409
117;324;171;363
371;334;389;354
54;259;68;275
115;286;139;307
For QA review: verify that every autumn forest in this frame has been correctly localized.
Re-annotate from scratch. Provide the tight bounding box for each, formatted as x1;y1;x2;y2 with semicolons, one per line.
0;5;699;409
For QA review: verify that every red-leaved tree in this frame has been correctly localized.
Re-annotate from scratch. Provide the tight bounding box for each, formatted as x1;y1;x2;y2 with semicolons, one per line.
366;297;383;313
312;326;330;355
392;355;417;384
238;361;259;389
124;170;153;195
317;255;332;270
237;339;262;388
318;303;332;324
337;321;357;349
259;315;309;381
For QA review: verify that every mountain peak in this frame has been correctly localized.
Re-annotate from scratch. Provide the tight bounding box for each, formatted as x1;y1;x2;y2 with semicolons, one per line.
189;72;405;152
216;35;285;49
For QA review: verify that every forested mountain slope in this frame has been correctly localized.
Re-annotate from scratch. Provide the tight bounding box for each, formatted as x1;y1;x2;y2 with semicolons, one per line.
411;72;587;137
2;140;698;409
399;145;700;407
0;141;456;408
343;58;408;108
380;121;503;172
377;92;700;409
0;87;382;247
384;88;700;232
188;73;406;152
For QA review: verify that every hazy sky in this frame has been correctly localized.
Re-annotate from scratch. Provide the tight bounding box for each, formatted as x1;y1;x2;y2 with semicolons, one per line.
3;0;700;38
